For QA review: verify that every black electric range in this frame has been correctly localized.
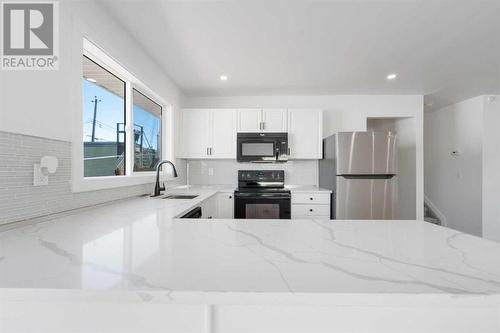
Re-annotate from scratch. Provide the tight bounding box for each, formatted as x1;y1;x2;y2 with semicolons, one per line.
234;170;291;219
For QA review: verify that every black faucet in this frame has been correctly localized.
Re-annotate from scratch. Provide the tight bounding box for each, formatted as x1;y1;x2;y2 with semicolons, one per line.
151;160;178;197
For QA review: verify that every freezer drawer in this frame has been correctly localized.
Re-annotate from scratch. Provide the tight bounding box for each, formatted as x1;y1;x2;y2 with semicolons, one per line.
335;176;396;219
336;132;397;175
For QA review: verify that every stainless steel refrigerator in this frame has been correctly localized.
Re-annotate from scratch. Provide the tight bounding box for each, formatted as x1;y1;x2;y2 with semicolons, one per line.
319;131;397;219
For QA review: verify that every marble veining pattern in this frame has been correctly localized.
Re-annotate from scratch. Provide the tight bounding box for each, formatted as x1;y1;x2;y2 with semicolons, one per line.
1;185;500;297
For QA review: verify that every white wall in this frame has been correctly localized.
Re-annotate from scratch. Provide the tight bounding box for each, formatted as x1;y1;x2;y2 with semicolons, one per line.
483;95;500;242
0;0;186;224
424;97;483;236
184;95;424;219
0;0;184;142
0;0;185;174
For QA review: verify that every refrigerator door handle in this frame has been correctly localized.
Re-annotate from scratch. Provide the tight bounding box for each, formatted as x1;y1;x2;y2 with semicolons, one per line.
339;174;396;180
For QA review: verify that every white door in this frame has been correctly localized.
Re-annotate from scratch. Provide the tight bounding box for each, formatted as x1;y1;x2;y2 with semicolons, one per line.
210;109;236;158
180;109;211;158
262;109;287;132
216;192;234;218
237;109;262;132
288;109;323;159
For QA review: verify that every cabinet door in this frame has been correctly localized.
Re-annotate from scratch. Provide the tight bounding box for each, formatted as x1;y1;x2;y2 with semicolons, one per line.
237;109;262;132
216;192;234;218
180;109;211;158
210;109;236;158
201;195;217;219
288;109;323;159
262;109;287;132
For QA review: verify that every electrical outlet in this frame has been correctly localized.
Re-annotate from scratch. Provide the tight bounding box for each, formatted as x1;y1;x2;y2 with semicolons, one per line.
33;164;48;186
208;167;214;176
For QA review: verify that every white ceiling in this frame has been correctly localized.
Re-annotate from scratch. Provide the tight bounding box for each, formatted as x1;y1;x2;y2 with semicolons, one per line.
100;0;500;109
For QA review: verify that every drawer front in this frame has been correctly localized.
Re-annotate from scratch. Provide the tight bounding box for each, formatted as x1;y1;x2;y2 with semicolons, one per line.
293;215;330;220
292;204;330;217
292;193;330;205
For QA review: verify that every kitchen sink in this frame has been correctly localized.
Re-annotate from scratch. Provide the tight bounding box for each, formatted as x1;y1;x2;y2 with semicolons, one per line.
163;194;199;200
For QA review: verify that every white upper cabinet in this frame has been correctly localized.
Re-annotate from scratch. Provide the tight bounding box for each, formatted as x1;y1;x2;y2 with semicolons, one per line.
210;109;236;158
237;109;262;132
287;109;323;159
237;108;287;132
261;109;287;132
180;109;211;158
180;109;236;159
180;108;323;160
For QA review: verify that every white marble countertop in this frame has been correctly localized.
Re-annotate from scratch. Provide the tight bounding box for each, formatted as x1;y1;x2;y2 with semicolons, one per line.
1;184;500;305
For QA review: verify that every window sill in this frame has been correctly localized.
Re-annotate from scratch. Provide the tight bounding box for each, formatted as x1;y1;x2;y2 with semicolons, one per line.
71;172;174;193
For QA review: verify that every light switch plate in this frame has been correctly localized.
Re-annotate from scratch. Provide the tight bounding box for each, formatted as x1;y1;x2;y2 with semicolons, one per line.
33;164;48;186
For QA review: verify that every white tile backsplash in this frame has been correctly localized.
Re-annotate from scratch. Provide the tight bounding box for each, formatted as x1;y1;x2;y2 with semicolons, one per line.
187;159;318;186
0;131;185;226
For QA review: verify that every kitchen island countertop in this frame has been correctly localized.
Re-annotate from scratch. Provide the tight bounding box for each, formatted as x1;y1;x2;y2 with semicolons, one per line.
1;185;500;306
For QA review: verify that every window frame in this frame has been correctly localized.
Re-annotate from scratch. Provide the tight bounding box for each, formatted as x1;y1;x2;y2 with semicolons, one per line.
131;88;163;173
72;39;174;193
82;54;127;177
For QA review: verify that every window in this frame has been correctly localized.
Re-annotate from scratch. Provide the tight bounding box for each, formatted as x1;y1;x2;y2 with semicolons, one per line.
76;39;170;192
83;55;126;177
132;89;162;172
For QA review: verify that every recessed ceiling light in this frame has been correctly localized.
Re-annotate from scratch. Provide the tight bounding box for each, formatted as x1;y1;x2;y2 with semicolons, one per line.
386;73;397;80
220;75;228;81
86;77;97;83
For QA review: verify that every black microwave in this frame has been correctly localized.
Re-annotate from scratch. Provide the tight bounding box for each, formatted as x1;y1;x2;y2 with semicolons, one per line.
237;132;288;163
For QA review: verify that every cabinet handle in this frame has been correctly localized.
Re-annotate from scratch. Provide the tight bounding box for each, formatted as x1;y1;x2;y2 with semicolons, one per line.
288;147;291;156
210;147;213;155
262;122;265;130
207;147;210;155
309;209;313;212
259;122;263;130
229;196;232;199
310;197;313;200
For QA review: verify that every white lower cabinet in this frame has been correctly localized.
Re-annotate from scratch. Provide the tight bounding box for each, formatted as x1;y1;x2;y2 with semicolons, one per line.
216;192;234;218
199;193;234;219
200;195;217;219
291;192;331;220
292;204;330;217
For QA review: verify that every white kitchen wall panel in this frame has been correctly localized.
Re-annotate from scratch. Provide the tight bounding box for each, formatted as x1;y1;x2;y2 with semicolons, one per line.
187;160;318;186
0;131;184;226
